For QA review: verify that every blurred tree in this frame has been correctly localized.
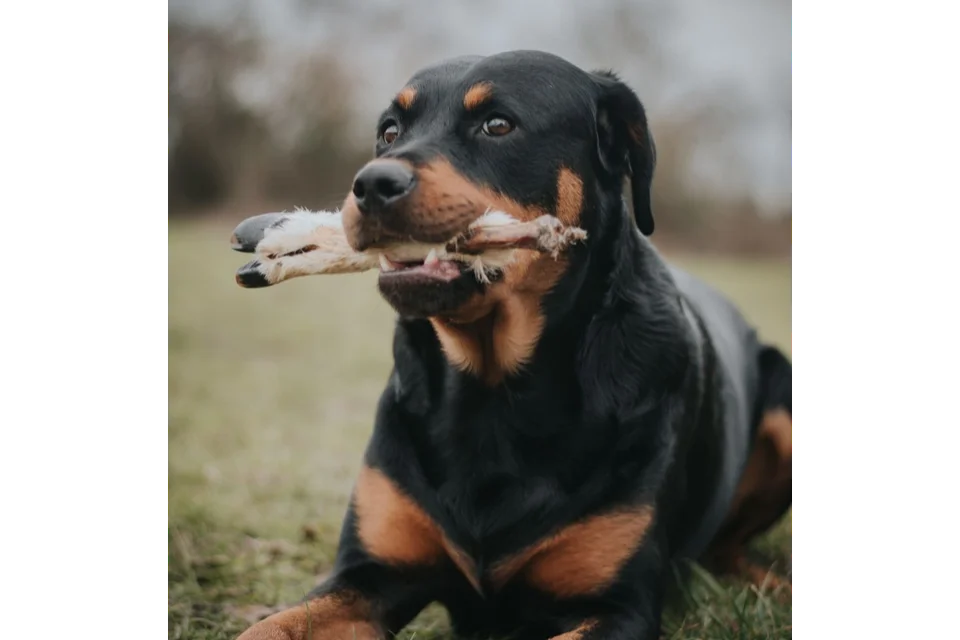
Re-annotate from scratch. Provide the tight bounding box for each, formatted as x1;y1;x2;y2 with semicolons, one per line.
168;18;267;212
168;16;368;214
262;52;369;208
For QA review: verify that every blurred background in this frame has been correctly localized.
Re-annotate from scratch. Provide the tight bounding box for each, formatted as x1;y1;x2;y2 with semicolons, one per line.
168;2;792;638
168;0;791;253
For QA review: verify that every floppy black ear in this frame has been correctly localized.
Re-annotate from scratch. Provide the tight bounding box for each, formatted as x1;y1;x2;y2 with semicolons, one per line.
592;70;656;236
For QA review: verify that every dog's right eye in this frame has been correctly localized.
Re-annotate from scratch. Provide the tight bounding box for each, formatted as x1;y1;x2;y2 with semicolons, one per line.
482;116;514;137
379;121;400;145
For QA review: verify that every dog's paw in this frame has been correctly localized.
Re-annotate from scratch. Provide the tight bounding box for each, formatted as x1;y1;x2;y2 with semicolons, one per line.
235;619;295;640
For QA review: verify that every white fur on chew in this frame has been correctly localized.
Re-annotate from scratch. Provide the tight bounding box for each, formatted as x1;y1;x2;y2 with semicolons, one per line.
255;208;344;258
247;208;526;286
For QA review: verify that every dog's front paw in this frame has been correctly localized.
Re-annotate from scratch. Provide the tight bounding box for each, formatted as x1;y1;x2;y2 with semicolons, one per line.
235;618;295;640
233;605;384;640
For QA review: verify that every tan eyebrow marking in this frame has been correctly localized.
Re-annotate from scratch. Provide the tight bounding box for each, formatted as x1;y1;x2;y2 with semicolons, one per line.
395;86;417;109
463;82;494;110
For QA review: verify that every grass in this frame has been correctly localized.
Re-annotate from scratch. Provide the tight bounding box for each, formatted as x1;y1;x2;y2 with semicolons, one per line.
169;219;792;639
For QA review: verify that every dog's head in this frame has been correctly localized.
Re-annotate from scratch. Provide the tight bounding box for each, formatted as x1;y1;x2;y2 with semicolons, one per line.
341;51;656;381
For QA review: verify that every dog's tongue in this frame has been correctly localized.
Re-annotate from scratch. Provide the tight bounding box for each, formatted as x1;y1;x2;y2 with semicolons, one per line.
379;251;462;282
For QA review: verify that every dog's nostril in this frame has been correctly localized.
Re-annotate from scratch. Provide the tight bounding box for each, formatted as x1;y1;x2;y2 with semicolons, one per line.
351;161;415;212
375;176;407;200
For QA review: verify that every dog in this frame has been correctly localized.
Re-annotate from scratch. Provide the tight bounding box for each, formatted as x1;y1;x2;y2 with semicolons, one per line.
236;50;792;640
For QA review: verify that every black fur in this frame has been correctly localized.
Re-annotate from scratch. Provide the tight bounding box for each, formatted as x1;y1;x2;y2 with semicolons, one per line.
244;51;792;640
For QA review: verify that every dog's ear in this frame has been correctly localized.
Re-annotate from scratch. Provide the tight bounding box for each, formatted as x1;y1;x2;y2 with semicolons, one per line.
591;70;656;236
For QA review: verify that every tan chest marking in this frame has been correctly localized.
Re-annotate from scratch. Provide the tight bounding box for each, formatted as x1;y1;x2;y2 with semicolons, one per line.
354;465;446;565
354;467;653;599
353;465;482;591
425;164;584;385
491;506;655;598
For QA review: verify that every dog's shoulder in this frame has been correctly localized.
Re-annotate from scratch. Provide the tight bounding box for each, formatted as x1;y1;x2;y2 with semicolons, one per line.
575;224;700;418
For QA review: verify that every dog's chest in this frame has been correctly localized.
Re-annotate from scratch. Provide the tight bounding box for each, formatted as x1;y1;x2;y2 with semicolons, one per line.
357;463;652;602
434;476;652;599
434;474;556;594
363;383;650;597
434;468;558;549
355;465;532;590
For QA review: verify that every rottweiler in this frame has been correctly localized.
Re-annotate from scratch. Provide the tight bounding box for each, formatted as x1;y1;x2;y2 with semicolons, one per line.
236;50;792;640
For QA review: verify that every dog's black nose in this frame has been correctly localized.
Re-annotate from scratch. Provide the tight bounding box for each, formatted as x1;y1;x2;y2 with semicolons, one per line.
351;161;415;213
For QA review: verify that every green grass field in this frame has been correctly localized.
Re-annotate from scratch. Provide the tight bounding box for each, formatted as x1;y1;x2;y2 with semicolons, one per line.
169;219;792;640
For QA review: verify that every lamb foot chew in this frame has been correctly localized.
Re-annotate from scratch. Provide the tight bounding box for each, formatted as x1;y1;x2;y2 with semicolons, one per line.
229;208;587;288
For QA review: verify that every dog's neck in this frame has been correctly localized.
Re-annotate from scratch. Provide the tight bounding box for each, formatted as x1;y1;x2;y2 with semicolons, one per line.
428;295;543;386
418;200;633;387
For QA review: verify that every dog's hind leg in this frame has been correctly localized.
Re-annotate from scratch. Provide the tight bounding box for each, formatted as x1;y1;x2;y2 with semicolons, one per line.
704;346;792;589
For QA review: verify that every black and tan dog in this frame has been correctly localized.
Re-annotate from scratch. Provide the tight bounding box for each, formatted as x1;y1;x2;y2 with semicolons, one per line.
236;50;792;640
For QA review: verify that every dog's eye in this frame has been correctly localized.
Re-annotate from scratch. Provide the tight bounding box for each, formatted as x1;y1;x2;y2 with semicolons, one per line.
380;121;400;145
482;116;514;137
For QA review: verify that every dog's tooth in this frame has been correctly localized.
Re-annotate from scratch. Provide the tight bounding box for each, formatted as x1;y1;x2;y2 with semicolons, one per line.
378;254;395;272
424;248;439;266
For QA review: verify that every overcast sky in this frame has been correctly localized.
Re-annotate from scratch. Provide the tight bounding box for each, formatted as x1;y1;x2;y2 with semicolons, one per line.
170;0;791;215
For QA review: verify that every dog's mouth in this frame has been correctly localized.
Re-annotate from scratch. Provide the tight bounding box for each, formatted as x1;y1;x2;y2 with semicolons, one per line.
370;227;514;319
376;248;493;318
229;208;586;317
377;248;508;282
379;250;463;282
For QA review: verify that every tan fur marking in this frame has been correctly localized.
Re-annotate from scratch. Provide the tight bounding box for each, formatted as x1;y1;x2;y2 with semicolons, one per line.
463;81;494;110
395;86;417;109
555;168;584;226
409;159;566;384
705;408;792;586
760;408;793;460
235;592;382;640
353;466;482;591
441;535;483;593
430;294;545;385
549;619;599;640
491;507;655;598
725;408;792;528
354;465;445;566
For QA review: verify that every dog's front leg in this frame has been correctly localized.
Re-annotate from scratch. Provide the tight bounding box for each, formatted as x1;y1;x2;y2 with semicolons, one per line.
547;592;664;640
538;524;667;640
236;464;452;640
235;561;433;640
548;611;661;640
